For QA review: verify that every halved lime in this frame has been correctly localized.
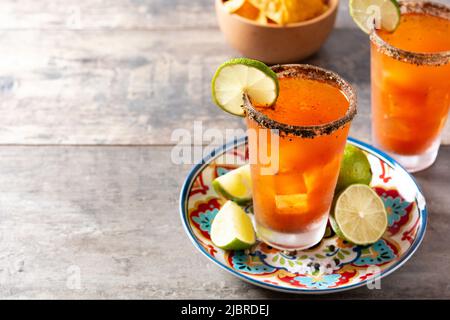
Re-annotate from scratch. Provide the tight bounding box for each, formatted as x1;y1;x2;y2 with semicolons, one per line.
349;0;401;34
212;164;252;204
331;184;387;245
211;58;279;116
210;200;256;250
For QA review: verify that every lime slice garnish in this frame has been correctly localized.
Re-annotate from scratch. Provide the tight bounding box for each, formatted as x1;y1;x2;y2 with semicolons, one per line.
210;200;256;250
212;164;252;205
211;58;279;117
349;0;401;34
331;184;388;245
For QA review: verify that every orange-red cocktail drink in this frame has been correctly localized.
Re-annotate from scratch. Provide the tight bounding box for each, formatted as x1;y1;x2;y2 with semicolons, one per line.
243;65;357;250
371;1;450;172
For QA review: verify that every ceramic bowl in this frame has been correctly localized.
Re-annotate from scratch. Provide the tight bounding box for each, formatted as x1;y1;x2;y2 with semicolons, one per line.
215;0;339;64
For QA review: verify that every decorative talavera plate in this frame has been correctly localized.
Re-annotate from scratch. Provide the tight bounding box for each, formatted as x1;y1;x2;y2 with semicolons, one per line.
179;137;427;294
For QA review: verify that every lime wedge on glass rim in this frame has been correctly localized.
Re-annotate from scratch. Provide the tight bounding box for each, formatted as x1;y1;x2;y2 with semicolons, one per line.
349;0;401;34
212;164;252;205
330;184;388;245
211;58;279;116
210;200;256;250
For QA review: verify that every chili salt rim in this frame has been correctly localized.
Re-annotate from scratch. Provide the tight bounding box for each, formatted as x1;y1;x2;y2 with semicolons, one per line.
370;1;450;66
242;64;357;138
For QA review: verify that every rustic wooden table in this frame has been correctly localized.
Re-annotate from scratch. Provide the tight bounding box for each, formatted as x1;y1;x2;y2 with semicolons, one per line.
0;0;448;299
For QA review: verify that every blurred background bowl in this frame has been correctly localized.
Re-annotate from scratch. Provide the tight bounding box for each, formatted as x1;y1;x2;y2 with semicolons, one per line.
215;0;339;64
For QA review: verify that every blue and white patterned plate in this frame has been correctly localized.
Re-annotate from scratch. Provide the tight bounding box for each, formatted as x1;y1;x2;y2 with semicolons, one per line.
179;136;427;294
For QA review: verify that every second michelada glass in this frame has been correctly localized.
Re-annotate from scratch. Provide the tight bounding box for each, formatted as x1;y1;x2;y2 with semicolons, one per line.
370;1;450;172
243;64;357;250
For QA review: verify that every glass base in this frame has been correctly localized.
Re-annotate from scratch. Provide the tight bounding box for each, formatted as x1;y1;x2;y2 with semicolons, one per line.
376;139;440;173
255;216;328;251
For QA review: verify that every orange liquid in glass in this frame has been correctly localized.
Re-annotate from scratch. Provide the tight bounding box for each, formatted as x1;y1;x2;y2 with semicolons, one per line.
371;13;450;155
247;77;350;233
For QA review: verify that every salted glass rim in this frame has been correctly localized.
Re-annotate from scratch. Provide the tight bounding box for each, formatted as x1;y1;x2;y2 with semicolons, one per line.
242;64;357;138
370;0;450;66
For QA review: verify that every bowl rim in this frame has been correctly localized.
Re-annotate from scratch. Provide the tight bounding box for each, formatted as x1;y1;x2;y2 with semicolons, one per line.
215;0;339;28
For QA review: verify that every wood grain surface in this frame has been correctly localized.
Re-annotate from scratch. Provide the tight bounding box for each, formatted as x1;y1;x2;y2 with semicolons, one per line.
0;146;448;298
0;0;449;299
0;1;448;145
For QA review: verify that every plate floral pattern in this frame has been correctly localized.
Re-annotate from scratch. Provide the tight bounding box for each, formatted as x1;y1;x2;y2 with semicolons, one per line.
180;137;427;294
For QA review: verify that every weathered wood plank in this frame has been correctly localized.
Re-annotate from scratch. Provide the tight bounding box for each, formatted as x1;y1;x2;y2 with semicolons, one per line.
2;27;447;145
0;0;447;30
0;28;234;144
0;1;448;146
0;145;448;298
0;0;216;30
0;0;358;30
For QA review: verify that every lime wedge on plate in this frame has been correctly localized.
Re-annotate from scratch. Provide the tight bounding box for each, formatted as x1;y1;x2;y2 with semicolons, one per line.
212;164;252;204
210;200;256;250
331;184;388;245
349;0;400;34
335;144;372;193
211;58;279;116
